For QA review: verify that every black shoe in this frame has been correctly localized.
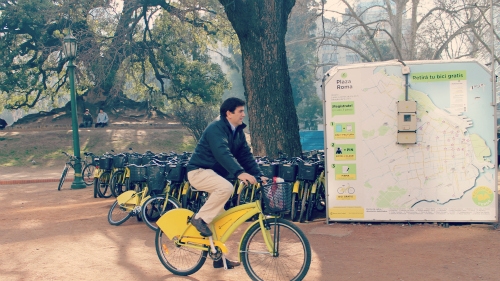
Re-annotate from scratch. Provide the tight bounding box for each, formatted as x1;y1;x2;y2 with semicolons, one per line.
190;217;212;237
213;258;241;269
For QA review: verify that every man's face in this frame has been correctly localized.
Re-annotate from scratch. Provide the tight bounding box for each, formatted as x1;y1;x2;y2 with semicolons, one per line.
226;106;245;127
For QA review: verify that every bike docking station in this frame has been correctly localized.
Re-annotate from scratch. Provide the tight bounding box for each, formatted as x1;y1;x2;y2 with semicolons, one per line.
322;59;498;225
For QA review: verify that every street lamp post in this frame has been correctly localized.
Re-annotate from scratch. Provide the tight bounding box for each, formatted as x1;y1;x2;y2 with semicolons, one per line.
63;33;86;189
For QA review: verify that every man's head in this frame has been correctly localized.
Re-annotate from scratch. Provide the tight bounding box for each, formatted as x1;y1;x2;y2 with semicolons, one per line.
85;109;89;113
99;108;104;113
220;97;246;127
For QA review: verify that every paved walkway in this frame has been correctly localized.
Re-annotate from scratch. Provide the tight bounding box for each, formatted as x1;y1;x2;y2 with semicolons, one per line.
0;167;64;185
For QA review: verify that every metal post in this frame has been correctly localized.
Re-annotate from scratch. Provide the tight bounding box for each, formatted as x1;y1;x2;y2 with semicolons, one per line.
68;58;86;189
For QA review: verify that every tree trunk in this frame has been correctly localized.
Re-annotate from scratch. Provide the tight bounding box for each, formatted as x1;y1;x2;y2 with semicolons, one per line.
82;0;139;108
220;0;302;158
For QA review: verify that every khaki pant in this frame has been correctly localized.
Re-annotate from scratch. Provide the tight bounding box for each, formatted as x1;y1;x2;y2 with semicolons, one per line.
187;168;234;224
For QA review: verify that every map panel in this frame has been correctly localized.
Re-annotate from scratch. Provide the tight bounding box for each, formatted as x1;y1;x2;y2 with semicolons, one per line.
323;60;497;222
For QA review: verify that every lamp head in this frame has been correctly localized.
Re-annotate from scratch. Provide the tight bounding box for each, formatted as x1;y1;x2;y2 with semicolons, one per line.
63;33;77;60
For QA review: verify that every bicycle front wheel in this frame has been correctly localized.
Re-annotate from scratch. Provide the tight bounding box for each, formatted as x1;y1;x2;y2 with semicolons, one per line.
240;218;311;281
97;171;112;198
142;196;181;231
155;227;207;276
108;200;132;226
57;166;69;191
82;164;96;186
110;170;126;197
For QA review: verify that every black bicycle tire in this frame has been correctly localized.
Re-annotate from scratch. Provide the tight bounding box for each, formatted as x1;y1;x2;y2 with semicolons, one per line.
97;171;112;198
290;192;299;222
155;227;207;276
240;217;311;281
57;166;69;191
305;192;316;222
93;178;98;198
82;164;96;186
181;192;189;209
298;185;309;223
107;200;132;226
142;196;181;231
110;170;125;197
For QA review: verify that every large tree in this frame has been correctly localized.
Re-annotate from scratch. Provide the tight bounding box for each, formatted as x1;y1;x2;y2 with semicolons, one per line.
0;0;233;114
219;0;302;157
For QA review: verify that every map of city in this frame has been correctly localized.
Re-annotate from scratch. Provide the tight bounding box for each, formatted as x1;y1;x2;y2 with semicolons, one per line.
360;70;494;208
324;60;496;222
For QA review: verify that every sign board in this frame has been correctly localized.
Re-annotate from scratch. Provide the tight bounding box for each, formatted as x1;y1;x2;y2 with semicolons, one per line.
322;60;497;222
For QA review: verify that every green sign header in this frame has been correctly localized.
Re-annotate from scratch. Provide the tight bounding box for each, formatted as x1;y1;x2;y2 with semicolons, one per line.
411;70;466;82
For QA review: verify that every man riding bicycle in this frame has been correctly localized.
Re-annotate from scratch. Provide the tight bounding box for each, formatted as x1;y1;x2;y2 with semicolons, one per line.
186;97;267;269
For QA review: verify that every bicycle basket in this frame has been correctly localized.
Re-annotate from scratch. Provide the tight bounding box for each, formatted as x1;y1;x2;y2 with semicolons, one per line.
259;163;278;178
141;154;153;165
297;162;319;181
278;164;298;182
166;163;186;182
128;164;147;182
92;157;100;166
146;164;166;191
156;153;169;161
112;154;127;168
128;155;142;165
99;156;113;170
261;182;292;215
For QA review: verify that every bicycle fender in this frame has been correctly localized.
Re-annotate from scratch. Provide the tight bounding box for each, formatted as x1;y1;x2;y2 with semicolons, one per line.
157;208;197;239
117;190;138;205
311;182;317;193
181;182;189;195
292;181;300;193
93;168;101;178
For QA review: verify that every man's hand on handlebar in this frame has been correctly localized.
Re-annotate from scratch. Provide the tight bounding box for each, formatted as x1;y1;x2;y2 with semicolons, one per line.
238;172;257;185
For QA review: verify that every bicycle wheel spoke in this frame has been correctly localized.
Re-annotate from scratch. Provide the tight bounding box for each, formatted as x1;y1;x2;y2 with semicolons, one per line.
240;218;311;281
155;229;207;275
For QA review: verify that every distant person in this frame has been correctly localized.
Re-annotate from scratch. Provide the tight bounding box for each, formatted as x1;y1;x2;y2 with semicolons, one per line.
95;109;109;128
0;118;7;130
80;109;93;128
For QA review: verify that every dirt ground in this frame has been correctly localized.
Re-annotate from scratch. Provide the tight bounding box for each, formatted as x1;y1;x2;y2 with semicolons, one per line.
1;166;500;281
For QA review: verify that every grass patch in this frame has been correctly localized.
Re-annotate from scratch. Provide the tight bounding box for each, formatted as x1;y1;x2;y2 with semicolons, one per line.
0;128;194;168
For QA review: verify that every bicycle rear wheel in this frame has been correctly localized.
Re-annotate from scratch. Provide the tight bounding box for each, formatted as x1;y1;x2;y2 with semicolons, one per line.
82;164;96;186
57;166;69;191
240;218;311;281
108;200;132;225
97;171;112;198
142;196;181;231
155;227;207;276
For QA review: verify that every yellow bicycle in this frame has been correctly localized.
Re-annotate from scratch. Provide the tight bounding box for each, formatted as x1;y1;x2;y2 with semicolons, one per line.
155;181;311;280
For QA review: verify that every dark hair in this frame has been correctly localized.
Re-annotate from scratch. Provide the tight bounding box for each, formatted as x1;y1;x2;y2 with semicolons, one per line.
220;97;245;117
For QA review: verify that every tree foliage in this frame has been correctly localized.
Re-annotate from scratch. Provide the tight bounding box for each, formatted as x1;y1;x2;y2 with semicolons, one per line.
318;0;499;64
172;101;219;142
0;0;235;113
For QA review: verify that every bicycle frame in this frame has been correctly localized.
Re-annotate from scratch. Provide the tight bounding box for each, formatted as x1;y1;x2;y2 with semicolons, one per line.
156;200;275;259
116;185;150;212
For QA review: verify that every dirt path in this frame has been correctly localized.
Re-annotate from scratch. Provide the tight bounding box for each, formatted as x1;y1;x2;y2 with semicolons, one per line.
1;176;500;281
